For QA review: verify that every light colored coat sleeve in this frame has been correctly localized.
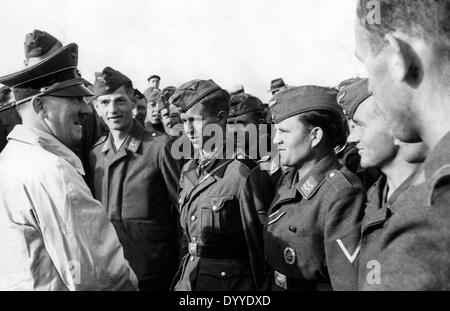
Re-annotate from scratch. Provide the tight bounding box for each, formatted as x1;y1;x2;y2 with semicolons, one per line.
27;161;139;291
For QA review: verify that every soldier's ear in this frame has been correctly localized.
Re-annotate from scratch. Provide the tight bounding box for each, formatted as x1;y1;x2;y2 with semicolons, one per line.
217;111;228;125
31;96;46;116
385;33;422;87
310;127;323;149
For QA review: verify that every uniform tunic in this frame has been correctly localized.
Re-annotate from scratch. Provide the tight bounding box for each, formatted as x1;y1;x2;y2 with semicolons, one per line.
0;125;137;290
362;132;450;290
264;153;366;291
174;156;275;291
90;121;182;290
357;172;418;289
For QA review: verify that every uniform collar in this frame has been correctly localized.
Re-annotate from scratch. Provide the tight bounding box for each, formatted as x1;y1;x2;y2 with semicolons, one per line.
101;120;144;154
423;131;450;180
7;124;85;175
294;152;340;200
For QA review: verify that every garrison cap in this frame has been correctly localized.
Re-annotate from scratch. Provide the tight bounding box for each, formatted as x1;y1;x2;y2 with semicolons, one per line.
143;86;158;101
228;93;264;119
162;86;176;100
337;78;371;119
0;43;92;112
158;86;177;111
94;67;132;96
24;30;63;66
268;78;287;93
146;89;161;103
170;79;222;112
270;85;342;124
134;88;145;100
147;74;161;81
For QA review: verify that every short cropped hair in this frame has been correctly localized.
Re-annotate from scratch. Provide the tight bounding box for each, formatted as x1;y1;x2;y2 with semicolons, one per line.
298;110;347;150
357;0;450;57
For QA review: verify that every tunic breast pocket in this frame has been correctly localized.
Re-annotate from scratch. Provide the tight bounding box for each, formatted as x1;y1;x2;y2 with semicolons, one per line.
200;195;237;240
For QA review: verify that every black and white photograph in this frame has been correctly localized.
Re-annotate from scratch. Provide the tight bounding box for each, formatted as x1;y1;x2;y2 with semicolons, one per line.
1;0;450;302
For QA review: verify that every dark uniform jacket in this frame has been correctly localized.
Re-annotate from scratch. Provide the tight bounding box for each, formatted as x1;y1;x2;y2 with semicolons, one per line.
358;172;418;290
145;121;165;134
264;153;366;291
90;121;182;290
0;109;21;153
362;132;450;290
173;155;275;291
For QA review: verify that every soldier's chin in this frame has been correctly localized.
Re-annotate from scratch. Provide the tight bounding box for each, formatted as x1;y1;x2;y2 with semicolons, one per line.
279;156;290;167
359;158;372;169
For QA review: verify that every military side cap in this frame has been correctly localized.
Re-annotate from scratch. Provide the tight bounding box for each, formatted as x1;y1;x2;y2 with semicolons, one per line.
158;86;176;111
134;89;145;100
94;67;132;96
268;78;287;93
0;43;92;112
144;86;157;101
147;74;161;81
162;86;176;100
337;78;371;119
270;85;341;124
146;89;161;103
25;30;62;60
170;79;222;112
228;93;263;119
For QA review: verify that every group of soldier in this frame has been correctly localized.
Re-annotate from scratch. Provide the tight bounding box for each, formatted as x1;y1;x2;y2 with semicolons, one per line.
1;0;450;291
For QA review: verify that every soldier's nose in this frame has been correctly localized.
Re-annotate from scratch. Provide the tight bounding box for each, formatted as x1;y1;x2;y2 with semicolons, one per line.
273;132;281;145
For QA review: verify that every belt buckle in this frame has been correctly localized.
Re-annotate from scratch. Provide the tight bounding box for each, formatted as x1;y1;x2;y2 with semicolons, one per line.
274;271;287;290
188;242;198;256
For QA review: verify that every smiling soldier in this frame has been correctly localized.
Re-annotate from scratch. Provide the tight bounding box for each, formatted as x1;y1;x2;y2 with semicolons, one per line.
354;0;450;290
263;86;366;291
90;67;182;291
342;78;427;289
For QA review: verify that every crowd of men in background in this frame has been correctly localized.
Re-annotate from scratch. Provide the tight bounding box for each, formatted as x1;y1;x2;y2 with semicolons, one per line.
1;0;450;291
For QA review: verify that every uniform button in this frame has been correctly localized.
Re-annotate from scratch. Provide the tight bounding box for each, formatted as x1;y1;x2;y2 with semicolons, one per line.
152;133;157;137
329;172;335;178
192;237;197;242
178;198;183;204
212;205;218;212
190;257;195;262
191;215;197;221
220;272;227;278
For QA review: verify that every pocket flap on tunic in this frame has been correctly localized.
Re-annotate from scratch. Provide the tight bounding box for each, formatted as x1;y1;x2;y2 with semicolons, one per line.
198;260;251;278
209;195;234;212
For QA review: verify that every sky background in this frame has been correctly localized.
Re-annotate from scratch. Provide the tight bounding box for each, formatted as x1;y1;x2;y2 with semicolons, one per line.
0;0;366;102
